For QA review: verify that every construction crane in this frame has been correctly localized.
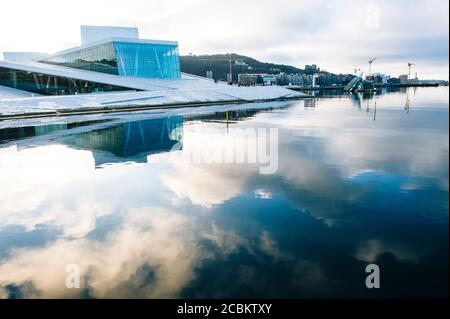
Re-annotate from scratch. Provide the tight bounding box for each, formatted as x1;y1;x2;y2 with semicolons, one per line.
199;54;235;84
368;58;377;76
408;62;416;80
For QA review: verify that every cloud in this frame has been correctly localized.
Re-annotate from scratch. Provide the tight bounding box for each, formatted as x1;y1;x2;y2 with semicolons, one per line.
355;239;425;263
0;95;447;297
0;204;300;298
0;208;201;298
0;0;448;79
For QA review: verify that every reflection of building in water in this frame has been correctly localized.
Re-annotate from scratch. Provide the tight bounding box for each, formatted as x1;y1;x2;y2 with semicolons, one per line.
0;120;108;144
350;93;362;109
59;116;183;166
186;104;290;124
304;98;317;108
362;91;375;100
350;91;376;110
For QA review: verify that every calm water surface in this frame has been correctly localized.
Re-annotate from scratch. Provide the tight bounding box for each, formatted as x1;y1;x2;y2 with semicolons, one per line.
0;87;448;298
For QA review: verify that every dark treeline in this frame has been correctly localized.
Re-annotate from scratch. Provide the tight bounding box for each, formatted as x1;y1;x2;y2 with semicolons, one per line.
180;53;307;82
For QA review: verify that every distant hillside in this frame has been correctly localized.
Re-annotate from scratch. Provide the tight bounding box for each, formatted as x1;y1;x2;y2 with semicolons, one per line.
180;53;306;82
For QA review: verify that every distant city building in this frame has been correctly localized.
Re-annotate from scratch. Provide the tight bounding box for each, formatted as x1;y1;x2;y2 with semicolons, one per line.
371;73;388;84
388;77;401;85
238;74;258;86
302;74;313;86
275;73;290;86
262;74;277;86
290;74;304;86
399;74;409;84
274;73;306;86
238;73;277;86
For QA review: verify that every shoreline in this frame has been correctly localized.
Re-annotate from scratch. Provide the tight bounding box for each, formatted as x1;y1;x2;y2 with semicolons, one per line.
0;95;306;121
289;83;446;91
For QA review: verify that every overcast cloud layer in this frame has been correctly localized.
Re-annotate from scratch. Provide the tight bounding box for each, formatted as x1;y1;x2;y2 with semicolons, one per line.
0;0;448;79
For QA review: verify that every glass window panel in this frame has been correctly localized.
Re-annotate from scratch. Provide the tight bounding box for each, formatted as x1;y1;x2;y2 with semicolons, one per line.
0;67;135;96
39;41;180;79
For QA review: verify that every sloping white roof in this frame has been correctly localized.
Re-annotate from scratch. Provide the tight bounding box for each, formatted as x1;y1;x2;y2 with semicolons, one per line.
0;59;208;91
2;52;50;62
0;85;305;117
0;60;306;117
0;85;39;98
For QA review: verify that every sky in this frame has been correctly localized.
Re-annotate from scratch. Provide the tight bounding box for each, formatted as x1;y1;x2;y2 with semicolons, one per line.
0;0;448;79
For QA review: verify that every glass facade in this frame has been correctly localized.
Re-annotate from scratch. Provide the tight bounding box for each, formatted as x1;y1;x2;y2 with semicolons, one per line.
40;41;181;79
0;67;135;96
114;42;180;78
41;42;118;75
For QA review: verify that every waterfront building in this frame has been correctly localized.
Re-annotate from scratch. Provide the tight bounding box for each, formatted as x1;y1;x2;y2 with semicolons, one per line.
238;74;258;86
290;74;304;86
275;73;290;86
388;77;401;85
0;26;181;96
262;74;277;86
237;73;277;86
399;74;409;84
0;26;303;114
370;73;388;84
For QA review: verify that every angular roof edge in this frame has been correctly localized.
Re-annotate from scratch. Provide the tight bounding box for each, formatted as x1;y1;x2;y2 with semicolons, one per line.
42;37;179;61
0;59;205;92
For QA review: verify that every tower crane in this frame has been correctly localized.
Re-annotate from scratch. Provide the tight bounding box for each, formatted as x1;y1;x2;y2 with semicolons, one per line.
408;63;416;80
368;58;377;76
200;54;235;84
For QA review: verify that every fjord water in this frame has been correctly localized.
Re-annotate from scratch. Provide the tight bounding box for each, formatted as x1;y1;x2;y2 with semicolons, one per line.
0;87;448;298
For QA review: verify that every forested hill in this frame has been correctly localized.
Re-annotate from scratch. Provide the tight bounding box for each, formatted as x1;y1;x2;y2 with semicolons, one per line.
180;53;306;82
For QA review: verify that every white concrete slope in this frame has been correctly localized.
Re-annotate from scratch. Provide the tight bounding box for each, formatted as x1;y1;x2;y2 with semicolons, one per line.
0;85;39;99
0;60;305;116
